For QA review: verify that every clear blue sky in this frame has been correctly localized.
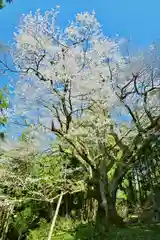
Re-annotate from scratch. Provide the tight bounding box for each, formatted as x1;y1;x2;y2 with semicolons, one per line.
1;0;160;46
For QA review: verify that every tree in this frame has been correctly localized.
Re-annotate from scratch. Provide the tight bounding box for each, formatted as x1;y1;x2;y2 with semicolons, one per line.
0;86;9;141
9;7;125;226
1;6;160;229
0;0;13;9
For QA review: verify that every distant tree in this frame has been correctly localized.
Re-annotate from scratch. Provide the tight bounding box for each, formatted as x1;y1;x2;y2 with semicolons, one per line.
0;86;9;141
0;0;13;9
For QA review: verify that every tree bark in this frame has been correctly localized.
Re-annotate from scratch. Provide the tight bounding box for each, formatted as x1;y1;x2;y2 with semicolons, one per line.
94;163;124;228
95;159;129;228
96;184;123;227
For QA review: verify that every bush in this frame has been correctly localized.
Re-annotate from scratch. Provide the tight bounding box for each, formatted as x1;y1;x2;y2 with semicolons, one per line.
28;217;76;240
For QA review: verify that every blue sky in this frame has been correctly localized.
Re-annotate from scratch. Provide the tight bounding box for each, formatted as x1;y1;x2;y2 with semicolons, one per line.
0;0;160;136
1;0;160;46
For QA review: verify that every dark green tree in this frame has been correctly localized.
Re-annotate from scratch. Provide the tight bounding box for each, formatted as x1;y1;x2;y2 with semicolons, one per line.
0;0;13;9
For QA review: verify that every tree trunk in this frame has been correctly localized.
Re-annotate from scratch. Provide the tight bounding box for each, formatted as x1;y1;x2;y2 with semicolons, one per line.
95;161;127;228
97;176;109;228
94;164;124;228
96;185;123;227
107;194;124;226
47;192;63;240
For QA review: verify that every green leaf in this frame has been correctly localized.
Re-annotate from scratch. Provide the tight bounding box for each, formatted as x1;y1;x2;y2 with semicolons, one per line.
117;150;123;160
108;134;115;146
117;189;127;200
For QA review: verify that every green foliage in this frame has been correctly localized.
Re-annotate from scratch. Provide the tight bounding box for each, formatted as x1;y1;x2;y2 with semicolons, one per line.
13;207;34;232
0;0;5;9
28;154;64;197
117;189;127;201
28;219;160;240
28;218;76;240
0;86;9;126
117;150;123;161
107;134;116;147
53;218;76;240
28;219;49;240
0;0;12;9
19;131;30;143
104;225;160;240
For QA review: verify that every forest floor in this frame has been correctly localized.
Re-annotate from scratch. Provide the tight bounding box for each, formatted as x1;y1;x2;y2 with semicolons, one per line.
104;224;160;240
66;223;160;240
28;219;160;239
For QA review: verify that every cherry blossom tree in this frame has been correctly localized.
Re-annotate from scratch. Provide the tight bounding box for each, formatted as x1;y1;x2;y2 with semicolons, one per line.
1;6;160;227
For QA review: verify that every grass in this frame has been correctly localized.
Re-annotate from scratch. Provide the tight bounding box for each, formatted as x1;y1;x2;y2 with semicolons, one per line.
28;218;160;240
105;224;160;240
74;223;160;240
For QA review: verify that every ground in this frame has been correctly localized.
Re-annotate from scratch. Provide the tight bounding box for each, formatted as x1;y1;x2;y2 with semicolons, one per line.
28;219;160;240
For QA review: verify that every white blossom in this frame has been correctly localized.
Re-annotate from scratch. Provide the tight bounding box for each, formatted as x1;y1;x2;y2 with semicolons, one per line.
7;7;160;155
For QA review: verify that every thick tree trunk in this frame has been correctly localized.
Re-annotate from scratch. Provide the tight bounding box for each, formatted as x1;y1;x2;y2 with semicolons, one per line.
96;190;123;227
108;164;128;226
95;162;127;228
97;176;109;228
107;194;124;226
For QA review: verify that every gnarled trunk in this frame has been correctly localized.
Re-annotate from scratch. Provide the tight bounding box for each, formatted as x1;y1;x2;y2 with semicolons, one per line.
96;182;123;227
95;161;125;228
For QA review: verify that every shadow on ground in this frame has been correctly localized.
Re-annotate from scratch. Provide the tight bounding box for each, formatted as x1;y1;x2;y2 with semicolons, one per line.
74;222;160;240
